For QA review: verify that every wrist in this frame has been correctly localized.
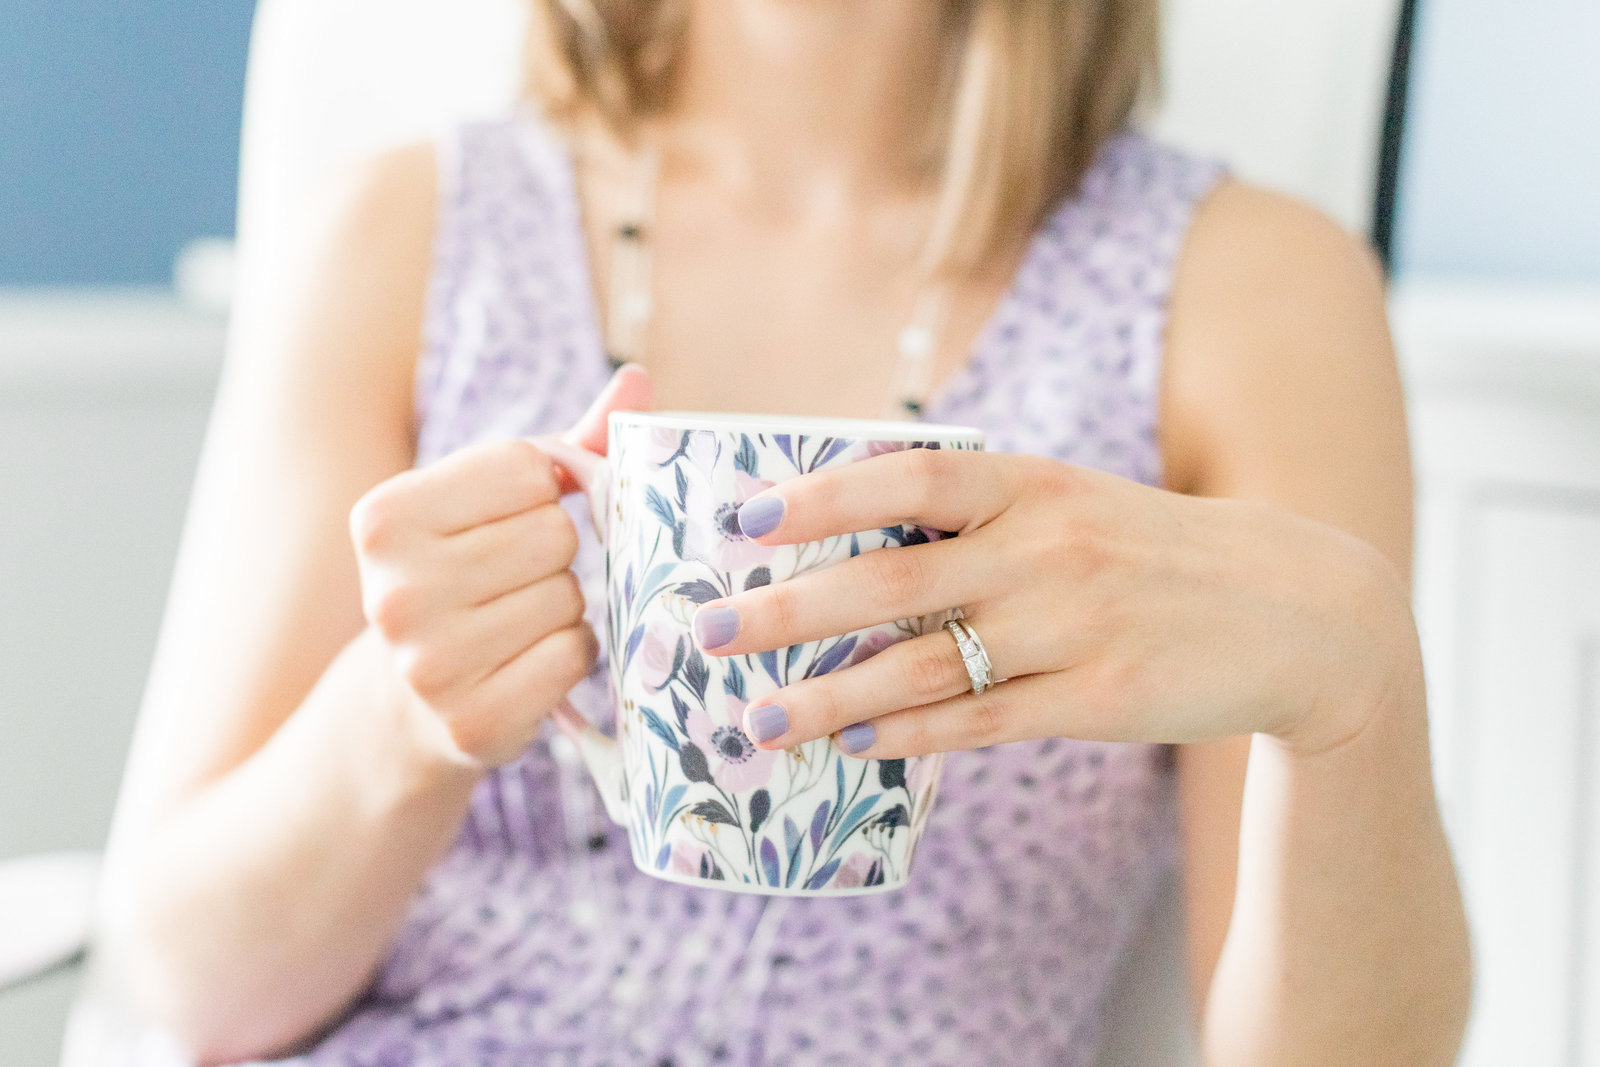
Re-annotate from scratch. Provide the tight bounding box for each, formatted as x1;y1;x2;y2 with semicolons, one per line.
337;629;486;810
1271;535;1426;760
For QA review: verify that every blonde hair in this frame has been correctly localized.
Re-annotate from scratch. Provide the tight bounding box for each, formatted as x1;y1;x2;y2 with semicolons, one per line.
526;0;1160;277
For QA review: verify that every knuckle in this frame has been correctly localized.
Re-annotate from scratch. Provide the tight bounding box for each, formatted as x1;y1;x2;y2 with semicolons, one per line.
903;640;959;699
546;626;598;685
552;571;587;627
967;693;1007;745
900;713;933;758
901;446;947;503
538;506;581;567
401;645;458;700
807;683;848;734
349;478;411;555
864;548;925;608
763;583;802;636
367;580;423;637
503;440;559;503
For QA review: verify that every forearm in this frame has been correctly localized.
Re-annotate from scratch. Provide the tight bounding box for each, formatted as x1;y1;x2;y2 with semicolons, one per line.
120;630;482;1063
1200;641;1472;1064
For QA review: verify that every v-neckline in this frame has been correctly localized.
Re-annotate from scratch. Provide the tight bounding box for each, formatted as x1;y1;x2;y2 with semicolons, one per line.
527;114;1059;424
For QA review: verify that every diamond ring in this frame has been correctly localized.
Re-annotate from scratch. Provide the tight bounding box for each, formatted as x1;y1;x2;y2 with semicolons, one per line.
944;618;996;696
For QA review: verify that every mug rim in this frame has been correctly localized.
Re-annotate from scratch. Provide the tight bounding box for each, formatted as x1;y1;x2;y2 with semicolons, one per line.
610;410;985;443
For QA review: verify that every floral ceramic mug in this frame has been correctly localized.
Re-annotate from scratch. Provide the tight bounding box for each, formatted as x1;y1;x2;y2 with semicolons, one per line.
552;410;985;896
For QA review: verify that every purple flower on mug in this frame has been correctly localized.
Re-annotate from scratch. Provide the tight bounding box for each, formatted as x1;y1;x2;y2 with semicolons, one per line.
636;627;678;691
685;693;777;794
829;853;878;890
680;469;777;573
646;426;683;466
847;629;898;667
669;842;710;878
908;753;941;799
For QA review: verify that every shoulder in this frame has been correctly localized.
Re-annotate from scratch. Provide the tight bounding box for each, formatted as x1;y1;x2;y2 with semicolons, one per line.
226;141;441;445
1160;180;1402;505
1176;180;1387;316
310;141;438;274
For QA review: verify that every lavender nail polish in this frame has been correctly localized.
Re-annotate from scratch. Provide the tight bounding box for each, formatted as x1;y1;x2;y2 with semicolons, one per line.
839;722;877;755
745;702;789;744
693;606;740;650
737;495;786;539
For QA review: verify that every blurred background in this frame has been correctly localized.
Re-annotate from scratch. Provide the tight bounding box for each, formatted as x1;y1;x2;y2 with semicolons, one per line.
1;1;1597;1064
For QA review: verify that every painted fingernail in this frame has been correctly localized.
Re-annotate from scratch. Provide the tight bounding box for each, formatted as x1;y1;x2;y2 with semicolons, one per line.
839;722;877;755
737;495;786;539
745;702;789;744
693;606;740;650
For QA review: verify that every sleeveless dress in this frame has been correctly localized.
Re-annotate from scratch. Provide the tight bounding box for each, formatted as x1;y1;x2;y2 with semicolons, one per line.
132;114;1224;1067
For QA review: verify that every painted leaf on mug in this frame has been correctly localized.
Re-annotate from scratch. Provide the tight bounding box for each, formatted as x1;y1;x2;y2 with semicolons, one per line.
645;487;676;529
806;635;857;679
733;435;758;475
675;579;721;605
759;838;781;886
639;707;679;753
782;816;803;888
678;743;713;784
803;858;842;891
809;799;830;853
689;799;738;827
747;788;770;833
723;662;746;701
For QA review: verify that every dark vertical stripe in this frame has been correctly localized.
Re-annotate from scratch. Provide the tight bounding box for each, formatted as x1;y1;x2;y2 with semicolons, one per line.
1372;0;1420;273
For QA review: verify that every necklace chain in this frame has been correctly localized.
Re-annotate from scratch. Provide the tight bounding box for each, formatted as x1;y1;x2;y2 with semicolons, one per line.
600;141;946;421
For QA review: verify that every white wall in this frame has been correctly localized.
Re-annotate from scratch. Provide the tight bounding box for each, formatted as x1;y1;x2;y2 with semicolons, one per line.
1396;0;1600;281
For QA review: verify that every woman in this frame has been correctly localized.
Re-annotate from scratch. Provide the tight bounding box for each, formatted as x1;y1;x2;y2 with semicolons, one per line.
102;1;1471;1064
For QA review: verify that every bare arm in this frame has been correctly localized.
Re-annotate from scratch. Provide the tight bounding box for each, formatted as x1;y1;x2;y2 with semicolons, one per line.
98;146;607;1062
1164;182;1472;1063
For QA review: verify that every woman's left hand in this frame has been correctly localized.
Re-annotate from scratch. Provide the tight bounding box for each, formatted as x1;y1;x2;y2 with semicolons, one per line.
692;447;1416;760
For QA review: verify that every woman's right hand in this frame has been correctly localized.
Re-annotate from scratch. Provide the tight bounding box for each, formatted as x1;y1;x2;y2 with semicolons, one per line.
349;366;651;769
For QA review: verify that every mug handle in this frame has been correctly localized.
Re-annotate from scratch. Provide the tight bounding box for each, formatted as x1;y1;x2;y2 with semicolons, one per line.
529;436;631;828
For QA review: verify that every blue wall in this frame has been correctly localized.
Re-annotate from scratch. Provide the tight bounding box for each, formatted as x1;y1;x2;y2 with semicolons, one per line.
0;2;255;286
0;1;1595;286
1394;0;1600;280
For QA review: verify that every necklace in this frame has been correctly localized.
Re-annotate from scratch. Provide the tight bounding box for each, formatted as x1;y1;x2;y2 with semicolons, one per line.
599;142;948;421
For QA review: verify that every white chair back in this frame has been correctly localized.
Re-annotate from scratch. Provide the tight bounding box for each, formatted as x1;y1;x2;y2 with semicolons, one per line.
1149;0;1404;235
235;0;1404;253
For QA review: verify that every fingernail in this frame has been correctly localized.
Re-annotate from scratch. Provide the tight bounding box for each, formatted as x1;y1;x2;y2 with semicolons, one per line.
738;495;786;539
839;722;876;755
745;702;789;744
693;606;740;650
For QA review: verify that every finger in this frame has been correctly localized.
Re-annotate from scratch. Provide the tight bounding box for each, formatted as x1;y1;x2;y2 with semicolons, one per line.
460;570;588;683
734;448;1027;545
355;439;561;544
566;362;653;455
532;363;654;496
446;624;600;759
740;624;1013;749
395;570;587;699
828;672;1065;759
439;502;580;605
693;535;995;655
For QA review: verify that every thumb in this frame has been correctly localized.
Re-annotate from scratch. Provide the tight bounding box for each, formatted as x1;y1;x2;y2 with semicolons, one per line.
529;363;653;496
567;363;653;454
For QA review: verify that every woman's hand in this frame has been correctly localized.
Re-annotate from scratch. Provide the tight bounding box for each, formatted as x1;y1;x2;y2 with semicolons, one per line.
350;366;650;769
692;446;1417;759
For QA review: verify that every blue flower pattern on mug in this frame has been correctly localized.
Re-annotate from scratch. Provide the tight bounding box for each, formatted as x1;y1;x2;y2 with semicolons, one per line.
605;426;979;891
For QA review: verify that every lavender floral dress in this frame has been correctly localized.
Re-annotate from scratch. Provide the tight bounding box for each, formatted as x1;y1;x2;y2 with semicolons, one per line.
127;113;1223;1067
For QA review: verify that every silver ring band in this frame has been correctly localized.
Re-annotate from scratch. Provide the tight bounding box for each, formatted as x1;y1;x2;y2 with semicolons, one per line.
945;619;995;695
